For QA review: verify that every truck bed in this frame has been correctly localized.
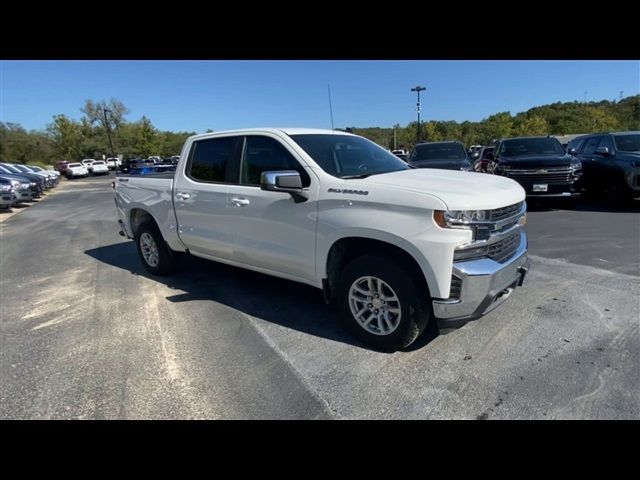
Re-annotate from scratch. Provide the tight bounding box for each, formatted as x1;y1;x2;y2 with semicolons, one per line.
114;173;185;251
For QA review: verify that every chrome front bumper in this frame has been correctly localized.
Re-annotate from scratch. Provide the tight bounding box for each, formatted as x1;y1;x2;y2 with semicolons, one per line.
433;230;529;329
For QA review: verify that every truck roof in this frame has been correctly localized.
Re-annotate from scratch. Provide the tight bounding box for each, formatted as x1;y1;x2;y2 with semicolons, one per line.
188;127;353;141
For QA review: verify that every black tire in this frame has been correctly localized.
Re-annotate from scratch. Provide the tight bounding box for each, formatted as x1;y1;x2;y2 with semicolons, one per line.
335;254;432;352
606;178;633;206
134;222;177;275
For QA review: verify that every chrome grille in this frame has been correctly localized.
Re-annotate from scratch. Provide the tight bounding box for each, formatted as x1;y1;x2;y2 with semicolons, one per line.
506;167;572;185
488;232;521;263
490;202;524;221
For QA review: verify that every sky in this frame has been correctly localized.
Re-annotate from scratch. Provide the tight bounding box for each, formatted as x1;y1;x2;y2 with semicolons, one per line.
1;60;638;133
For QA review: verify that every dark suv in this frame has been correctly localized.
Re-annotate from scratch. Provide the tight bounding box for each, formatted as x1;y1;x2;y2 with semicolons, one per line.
408;141;472;171
568;131;640;202
488;136;582;198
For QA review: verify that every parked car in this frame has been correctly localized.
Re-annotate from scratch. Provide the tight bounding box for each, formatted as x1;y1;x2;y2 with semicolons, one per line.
6;163;53;189
115;128;529;351
28;165;61;186
0;178;15;209
488;136;582;200
81;159;96;174
391;149;409;161
129;164;177;175
408;141;472;171
568;131;640;202
55;160;70;173
66;163;90;179
119;158;142;174
28;165;60;179
18;164;59;186
0;164;44;196
0;175;33;203
91;160;110;175
471;146;495;173
106;158;118;170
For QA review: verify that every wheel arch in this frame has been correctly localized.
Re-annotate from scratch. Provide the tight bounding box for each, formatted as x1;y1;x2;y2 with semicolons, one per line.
324;236;433;301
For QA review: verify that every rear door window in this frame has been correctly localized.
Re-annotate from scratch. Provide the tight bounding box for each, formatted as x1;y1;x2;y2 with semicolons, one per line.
187;136;239;183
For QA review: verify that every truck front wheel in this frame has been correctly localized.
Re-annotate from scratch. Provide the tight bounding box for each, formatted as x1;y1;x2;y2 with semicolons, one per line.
135;222;177;275
336;254;432;351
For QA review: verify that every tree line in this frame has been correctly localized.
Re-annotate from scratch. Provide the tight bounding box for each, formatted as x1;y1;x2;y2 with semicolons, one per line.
0;99;197;167
345;95;639;151
0;96;638;167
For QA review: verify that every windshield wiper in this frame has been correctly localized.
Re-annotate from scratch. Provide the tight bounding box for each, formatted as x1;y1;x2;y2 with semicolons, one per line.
341;174;372;179
341;169;410;179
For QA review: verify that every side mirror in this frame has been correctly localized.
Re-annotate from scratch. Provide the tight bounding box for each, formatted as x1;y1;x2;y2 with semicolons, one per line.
595;146;610;156
568;148;577;155
260;170;308;203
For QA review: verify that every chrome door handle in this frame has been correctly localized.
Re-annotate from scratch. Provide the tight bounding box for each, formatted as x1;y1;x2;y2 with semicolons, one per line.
176;192;191;200
231;197;250;206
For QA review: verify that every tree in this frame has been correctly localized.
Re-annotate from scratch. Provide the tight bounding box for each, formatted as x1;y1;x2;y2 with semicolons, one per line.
47;114;83;161
131;116;161;156
423;121;442;142
513;115;549;137
80;98;129;130
482;112;513;143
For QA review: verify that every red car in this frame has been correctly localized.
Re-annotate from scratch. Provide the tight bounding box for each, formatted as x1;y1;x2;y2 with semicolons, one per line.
55;160;70;173
472;146;494;173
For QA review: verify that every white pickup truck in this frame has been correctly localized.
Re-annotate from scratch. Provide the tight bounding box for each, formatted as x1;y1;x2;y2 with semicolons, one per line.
115;128;529;351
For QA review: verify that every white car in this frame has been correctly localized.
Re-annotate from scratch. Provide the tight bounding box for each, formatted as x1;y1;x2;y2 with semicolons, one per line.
106;158;118;170
91;160;109;175
81;159;95;174
115;128;530;351
66;162;89;178
0;181;14;209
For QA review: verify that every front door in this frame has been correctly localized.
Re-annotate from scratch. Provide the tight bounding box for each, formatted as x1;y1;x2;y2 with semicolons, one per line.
227;134;318;283
577;135;602;190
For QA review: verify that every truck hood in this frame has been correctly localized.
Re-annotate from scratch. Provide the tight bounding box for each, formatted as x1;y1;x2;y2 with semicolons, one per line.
410;159;470;170
355;169;525;210
498;153;573;169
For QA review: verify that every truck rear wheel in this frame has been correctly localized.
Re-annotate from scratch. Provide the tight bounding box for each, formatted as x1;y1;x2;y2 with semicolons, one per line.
135;222;177;275
335;254;432;351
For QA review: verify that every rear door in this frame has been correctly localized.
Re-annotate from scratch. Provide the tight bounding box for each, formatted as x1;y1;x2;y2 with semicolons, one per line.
226;134;319;283
576;135;601;188
173;135;242;260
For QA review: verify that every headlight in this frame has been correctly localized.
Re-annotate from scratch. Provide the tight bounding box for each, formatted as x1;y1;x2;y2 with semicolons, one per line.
570;157;582;171
434;209;490;228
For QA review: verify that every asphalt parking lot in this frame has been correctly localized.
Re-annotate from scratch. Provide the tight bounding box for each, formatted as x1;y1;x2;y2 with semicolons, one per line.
1;175;638;419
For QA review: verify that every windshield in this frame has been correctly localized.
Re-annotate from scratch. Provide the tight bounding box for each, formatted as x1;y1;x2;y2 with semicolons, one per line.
0;163;22;173
68;163;82;168
289;134;410;178
28;166;42;171
410;143;466;162
502;137;565;156
613;134;640;152
14;165;33;173
93;161;105;165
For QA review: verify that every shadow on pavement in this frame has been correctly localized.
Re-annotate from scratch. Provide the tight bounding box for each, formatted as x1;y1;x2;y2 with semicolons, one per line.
85;242;443;351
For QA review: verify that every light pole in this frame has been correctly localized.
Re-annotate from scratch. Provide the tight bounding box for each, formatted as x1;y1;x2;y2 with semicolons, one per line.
103;108;115;158
411;85;426;143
